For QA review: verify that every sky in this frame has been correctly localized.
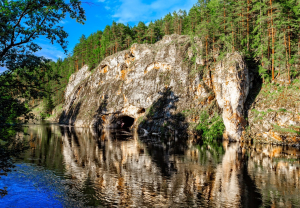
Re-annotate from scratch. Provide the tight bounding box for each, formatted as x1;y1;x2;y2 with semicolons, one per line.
36;0;197;61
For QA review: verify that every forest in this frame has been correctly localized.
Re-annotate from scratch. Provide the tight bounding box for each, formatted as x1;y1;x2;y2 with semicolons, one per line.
40;0;300;114
1;0;300;117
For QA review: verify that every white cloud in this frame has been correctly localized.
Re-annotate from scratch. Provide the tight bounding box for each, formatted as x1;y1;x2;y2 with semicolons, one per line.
97;0;105;2
105;6;110;10
35;42;65;61
59;20;68;25
111;0;196;23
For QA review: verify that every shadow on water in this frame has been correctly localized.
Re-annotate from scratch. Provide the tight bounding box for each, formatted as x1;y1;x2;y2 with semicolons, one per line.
242;156;263;208
0;125;29;197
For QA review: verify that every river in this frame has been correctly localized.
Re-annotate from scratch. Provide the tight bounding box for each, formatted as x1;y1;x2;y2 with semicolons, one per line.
0;123;300;207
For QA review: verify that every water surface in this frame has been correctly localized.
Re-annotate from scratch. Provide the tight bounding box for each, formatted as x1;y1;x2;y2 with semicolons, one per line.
1;123;300;207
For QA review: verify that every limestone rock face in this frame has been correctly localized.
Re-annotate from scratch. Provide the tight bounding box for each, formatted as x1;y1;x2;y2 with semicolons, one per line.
58;34;299;145
59;35;251;141
59;35;204;130
212;52;249;141
65;65;91;100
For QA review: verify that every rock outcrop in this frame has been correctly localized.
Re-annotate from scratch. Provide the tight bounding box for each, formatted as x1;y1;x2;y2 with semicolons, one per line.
59;34;252;141
59;35;199;132
212;52;250;141
246;78;300;145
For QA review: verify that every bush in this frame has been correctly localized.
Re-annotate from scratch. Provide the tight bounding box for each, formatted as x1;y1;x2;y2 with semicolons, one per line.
196;111;225;141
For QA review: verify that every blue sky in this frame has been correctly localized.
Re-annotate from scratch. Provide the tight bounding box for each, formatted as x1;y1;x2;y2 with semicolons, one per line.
37;0;197;61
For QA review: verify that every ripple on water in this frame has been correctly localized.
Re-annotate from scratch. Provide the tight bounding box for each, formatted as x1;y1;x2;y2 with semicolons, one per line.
1;124;300;207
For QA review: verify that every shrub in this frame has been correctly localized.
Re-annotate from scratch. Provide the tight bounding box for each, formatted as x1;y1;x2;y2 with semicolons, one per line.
196;111;225;141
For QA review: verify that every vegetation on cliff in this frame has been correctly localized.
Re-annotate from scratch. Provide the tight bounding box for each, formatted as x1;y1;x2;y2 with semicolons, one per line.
1;0;300;142
41;0;300;113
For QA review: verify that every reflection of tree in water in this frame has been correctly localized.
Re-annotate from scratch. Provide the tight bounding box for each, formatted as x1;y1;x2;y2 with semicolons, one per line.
196;139;225;165
0;145;13;197
3;124;300;207
0;125;29;197
21;123;65;171
56;126;263;207
246;144;300;207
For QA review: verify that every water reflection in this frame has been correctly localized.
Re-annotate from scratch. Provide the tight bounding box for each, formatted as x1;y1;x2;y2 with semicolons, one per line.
0;124;300;207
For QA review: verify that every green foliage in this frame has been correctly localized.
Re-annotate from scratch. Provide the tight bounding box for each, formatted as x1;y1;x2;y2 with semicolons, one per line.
196;111;225;141
273;124;300;135
0;0;86;196
0;0;85;93
0;0;86;125
44;93;54;115
40;0;300;108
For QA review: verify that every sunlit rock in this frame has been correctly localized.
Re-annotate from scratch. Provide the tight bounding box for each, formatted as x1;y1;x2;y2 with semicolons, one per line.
212;52;249;141
59;35;205;133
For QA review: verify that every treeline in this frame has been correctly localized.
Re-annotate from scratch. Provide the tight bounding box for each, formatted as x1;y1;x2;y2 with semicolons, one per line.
46;0;300;108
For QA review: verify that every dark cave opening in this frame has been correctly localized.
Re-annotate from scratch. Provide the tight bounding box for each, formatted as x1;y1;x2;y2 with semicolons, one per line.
137;108;145;114
116;116;135;129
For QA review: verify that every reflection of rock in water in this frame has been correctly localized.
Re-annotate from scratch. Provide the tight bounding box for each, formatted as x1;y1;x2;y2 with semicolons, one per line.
212;142;244;207
211;142;262;208
22;124;300;207
59;127;221;207
247;144;300;208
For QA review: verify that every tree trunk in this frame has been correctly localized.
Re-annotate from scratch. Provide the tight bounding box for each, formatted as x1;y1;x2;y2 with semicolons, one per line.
270;0;274;81
213;33;215;63
206;35;208;70
288;24;291;84
224;2;226;32
231;22;235;52
284;31;288;83
247;0;250;51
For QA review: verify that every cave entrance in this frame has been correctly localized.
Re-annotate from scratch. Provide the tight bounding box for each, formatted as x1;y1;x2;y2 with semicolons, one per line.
116;115;135;129
137;108;145;114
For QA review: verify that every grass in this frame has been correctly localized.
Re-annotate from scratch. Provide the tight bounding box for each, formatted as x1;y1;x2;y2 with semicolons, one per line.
251;109;265;122
272;124;300;135
256;78;300;109
136;116;145;125
252;108;294;123
46;103;64;121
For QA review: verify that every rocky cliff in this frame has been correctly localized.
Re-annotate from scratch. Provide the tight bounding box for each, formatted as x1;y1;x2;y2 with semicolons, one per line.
59;35;250;141
245;78;300;145
58;34;300;145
